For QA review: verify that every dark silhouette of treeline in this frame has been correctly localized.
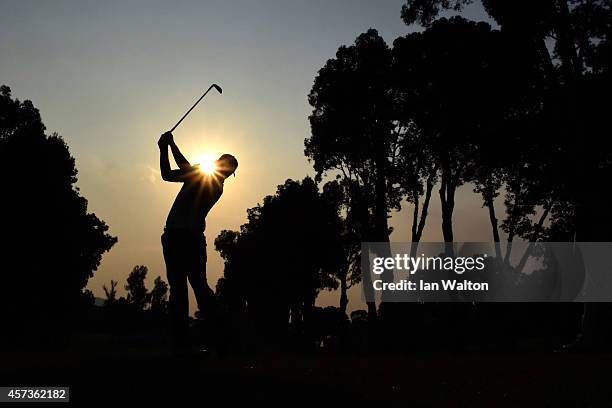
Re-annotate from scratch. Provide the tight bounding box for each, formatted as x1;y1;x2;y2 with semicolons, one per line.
1;0;612;356
0;85;117;348
94;266;169;334
209;0;612;351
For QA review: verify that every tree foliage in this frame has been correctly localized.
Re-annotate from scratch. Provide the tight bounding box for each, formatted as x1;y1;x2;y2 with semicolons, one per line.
306;29;403;243
150;276;169;314
125;265;150;311
0;85;117;321
215;177;345;335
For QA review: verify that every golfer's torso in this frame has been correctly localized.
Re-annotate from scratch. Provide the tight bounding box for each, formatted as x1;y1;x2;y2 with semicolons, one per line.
166;175;223;233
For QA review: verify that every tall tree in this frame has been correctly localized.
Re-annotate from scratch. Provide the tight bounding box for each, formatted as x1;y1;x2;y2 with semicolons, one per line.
393;17;503;243
0;85;117;324
306;29;403;315
306;29;403;243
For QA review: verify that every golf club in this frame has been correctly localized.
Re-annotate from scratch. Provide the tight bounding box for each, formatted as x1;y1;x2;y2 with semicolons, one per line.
169;83;222;133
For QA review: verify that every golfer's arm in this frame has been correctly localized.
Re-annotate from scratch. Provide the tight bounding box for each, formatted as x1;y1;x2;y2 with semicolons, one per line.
160;145;186;182
169;141;191;170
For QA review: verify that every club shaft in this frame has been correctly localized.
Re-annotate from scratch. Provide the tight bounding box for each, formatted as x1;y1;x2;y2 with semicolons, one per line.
170;85;214;132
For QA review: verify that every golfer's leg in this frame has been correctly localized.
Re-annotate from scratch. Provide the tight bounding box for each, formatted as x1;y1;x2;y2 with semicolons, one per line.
162;233;189;347
187;235;215;317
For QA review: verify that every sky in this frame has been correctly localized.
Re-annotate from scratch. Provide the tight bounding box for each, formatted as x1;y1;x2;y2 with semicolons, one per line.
0;0;494;313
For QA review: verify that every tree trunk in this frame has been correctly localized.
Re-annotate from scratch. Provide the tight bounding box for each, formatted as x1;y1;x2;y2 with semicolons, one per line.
361;246;378;322
374;146;393;306
439;163;458;303
411;192;419;242
347;182;378;322
440;202;454;243
374;155;390;244
410;175;434;258
485;191;502;259
439;165;456;245
339;269;348;314
504;190;521;264
416;174;435;241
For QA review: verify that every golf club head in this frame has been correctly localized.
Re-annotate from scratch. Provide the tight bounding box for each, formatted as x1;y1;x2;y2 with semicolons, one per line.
212;84;223;94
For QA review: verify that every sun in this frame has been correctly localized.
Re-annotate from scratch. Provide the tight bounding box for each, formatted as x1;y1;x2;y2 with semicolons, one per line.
195;154;217;175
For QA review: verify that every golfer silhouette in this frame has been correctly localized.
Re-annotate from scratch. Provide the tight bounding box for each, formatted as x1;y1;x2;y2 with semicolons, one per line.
158;131;238;350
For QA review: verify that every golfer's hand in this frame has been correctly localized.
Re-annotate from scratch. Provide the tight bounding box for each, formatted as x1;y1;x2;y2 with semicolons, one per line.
158;132;173;148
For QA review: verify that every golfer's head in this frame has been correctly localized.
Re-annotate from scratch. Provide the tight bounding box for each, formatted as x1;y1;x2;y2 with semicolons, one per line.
216;154;238;178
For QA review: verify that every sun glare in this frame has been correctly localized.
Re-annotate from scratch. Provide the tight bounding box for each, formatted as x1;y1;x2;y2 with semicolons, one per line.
195;154;217;175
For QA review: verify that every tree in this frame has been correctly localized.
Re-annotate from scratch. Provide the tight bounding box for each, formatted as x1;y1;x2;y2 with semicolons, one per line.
0;85;117;324
215;177;345;343
306;29;404;316
401;0;612;242
477;0;612;243
125;265;150;311
396;124;438;250
103;280;119;307
150;276;169;314
306;29;403;244
393;17;504;244
321;180;364;314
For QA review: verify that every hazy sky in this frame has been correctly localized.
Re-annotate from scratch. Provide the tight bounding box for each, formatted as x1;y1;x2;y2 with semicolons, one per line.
1;0;494;312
